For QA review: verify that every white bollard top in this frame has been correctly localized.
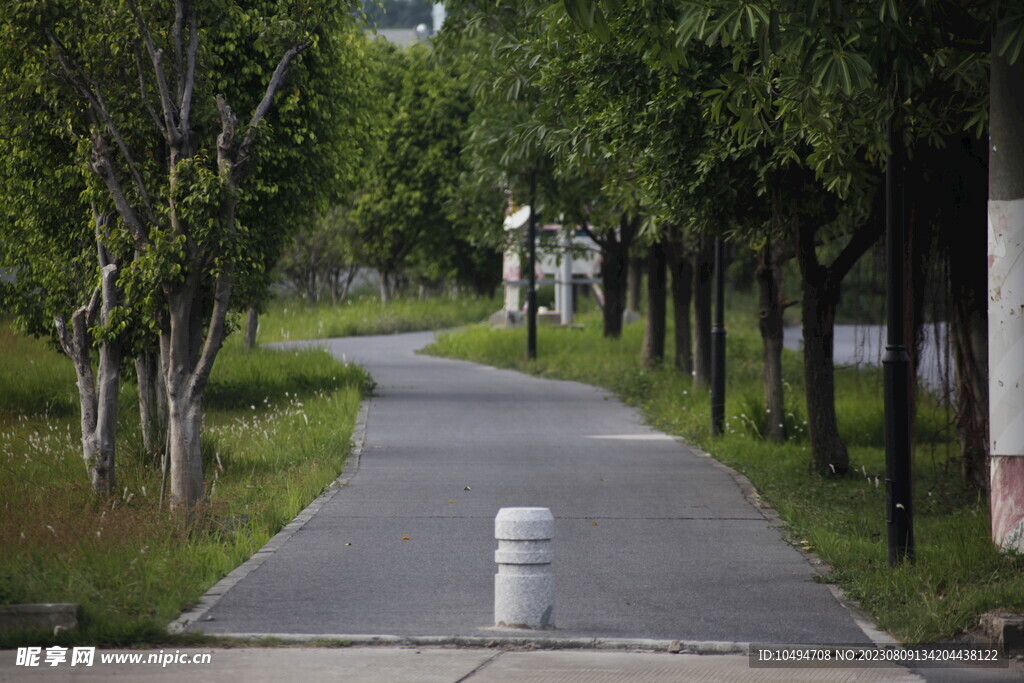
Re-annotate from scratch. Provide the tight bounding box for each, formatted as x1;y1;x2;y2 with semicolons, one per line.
495;507;554;540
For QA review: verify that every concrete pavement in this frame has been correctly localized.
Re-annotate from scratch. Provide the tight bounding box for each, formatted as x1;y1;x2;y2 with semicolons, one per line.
178;331;872;643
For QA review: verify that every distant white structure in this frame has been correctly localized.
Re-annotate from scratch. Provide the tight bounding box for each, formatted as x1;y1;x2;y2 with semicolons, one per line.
432;3;446;33
500;206;600;326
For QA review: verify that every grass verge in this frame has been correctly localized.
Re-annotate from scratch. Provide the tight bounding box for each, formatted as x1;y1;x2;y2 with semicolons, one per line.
0;325;370;647
424;309;1024;644
254;294;499;344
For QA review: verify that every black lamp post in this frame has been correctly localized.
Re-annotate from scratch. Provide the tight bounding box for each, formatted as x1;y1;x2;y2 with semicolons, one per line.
526;173;538;360
710;237;726;436
883;119;914;565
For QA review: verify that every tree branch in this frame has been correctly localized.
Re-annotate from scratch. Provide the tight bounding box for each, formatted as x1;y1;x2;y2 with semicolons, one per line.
134;41;166;134
179;1;199;142
89;132;150;248
233;41;310;180
830;190;885;283
172;0;186;101
127;1;182;147
187;268;233;402
47;29;160;228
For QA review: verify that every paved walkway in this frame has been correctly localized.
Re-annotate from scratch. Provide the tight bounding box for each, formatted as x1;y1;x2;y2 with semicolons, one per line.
178;331;871;643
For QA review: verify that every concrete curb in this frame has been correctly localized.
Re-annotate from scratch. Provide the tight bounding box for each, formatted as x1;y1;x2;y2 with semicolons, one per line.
204;632;750;654
168;399;372;634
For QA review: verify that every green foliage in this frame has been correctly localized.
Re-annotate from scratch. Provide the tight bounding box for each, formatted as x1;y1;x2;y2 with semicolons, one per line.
0;0;368;345
341;39;501;294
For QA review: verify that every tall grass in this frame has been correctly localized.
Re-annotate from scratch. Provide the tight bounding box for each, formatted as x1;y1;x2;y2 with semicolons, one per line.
425;309;1024;644
254;293;499;343
0;324;369;647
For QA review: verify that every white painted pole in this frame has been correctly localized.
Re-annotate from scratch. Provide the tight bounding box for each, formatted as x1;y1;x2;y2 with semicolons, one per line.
989;199;1024;552
561;232;574;326
494;507;555;629
989;33;1024;553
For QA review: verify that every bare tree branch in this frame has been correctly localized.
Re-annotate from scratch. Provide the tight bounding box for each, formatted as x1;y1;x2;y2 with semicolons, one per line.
127;1;182;147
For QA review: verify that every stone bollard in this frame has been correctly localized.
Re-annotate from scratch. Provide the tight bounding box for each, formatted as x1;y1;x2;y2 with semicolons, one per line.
494;507;554;629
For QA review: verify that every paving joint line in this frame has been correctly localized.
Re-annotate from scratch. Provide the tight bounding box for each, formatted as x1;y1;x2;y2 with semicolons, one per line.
454;651;503;683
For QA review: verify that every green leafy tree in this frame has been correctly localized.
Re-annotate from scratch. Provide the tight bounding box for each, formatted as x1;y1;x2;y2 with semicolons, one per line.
349;41;493;301
0;0;362;508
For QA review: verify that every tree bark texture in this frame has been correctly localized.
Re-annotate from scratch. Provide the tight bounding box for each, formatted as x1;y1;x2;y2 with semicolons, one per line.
666;229;693;375
757;239;786;442
627;256;643;313
136;346;168;465
692;235;714;389
800;275;847;474
244;305;259;350
641;240;667;367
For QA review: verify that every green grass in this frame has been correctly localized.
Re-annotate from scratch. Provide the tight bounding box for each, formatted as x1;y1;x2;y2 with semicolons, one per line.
424;308;1024;644
254;293;499;344
0;324;371;647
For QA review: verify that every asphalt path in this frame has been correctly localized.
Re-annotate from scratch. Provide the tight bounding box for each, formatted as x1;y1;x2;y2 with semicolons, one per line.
189;331;873;644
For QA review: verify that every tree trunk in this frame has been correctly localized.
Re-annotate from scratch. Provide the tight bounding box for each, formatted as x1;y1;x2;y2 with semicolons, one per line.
666;231;693;375
946;136;989;491
244;305;259;350
379;271;391;305
786;168;883;475
988;24;1024;552
55;218;121;495
757;240;786;442
136;346;167;465
692;235;714;389
167;388;204;509
801;278;848;475
641;240;667;367
596;212;640;338
627;256;643;313
162;262;232;509
601;238;627;338
951;283;989;489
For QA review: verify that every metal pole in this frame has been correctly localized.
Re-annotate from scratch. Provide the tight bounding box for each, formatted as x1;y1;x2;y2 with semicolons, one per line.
710;237;726;436
883;118;914;565
527;174;538;360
